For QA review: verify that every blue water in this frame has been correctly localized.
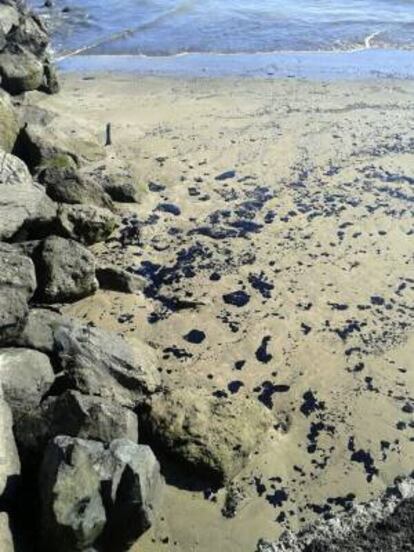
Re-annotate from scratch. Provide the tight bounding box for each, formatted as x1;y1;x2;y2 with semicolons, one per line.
30;0;414;58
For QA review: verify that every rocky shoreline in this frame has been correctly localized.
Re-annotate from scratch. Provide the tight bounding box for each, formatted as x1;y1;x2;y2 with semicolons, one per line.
257;474;414;552
0;2;274;550
0;2;164;550
1;2;413;552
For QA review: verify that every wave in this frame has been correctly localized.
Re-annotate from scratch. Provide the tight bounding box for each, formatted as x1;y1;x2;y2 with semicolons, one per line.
55;0;194;61
56;36;414;62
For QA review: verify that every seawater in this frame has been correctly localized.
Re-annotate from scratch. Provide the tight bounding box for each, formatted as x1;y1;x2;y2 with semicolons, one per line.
29;0;414;59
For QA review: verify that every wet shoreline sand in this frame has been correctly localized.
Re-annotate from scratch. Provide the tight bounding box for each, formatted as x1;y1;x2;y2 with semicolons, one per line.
31;74;414;551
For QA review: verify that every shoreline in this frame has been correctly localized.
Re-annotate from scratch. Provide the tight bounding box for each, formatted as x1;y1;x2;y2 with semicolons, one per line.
57;49;414;80
1;2;413;550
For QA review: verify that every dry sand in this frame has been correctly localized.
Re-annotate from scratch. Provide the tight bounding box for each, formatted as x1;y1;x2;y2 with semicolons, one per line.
32;74;414;552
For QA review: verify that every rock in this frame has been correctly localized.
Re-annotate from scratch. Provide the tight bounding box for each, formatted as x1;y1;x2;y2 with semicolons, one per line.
0;90;19;152
33;236;98;303
57;204;118;245
39;437;107;552
40;436;164;551
257;475;414;552
101;177;138;203
15;104;55;128
38;165;113;209
0;28;6;51
7;12;49;58
0;348;54;411
12;307;65;354
0;387;20;505
0;243;36;346
14;120;105;173
0;150;57;241
0;513;14;552
102;439;164;550
53;322;160;407
13;308;160;404
0;348;55;470
45;390;139;444
96;266;146;294
0;4;19;36
14;390;138;474
0;46;44;95
144;387;272;484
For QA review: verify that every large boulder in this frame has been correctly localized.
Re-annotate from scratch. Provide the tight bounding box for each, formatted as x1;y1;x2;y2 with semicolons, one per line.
12;307;65;354
13;309;161;405
7;12;49;58
0;243;36;346
38;165;113;209
40;436;164;552
40;437;107;552
144;387;273;484
96;266;146;294
0;513;14;552
0;4;19;36
0;90;19;152
0;387;20;505
0;348;54;411
10;390;139;468
0;46;44;95
33;236;98;303
0;1;59;96
0;348;55;470
57;204;118;245
45;391;139;444
102;439;164;550
100;174;139;203
0;151;57;241
14;121;105;173
53;322;160;407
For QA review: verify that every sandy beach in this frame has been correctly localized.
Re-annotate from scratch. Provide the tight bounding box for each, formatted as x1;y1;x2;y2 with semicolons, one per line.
28;74;414;552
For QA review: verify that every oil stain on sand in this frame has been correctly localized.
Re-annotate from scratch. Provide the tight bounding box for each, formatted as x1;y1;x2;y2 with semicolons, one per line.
53;76;414;552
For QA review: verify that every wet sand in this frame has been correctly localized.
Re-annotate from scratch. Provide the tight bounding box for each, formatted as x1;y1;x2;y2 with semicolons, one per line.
32;75;414;551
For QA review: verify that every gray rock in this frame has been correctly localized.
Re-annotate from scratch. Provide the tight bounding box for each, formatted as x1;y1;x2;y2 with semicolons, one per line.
0;4;19;36
0;348;54;411
7;12;49;57
102;177;138;203
0;513;14;552
0;348;55;472
57;204;118;245
12;307;64;354
103;439;164;549
0;46;44;95
96;266;146;294
54;322;160;408
0;387;20;505
15;104;55;128
13;308;160;404
0;28;6;52
40;437;107;552
0;90;19;152
15;121;105;173
0;243;36;346
0;150;57;241
38;165;113;209
144;387;272;484
12;388;139;469
46;390;139;444
40;436;164;552
34;236;98;303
